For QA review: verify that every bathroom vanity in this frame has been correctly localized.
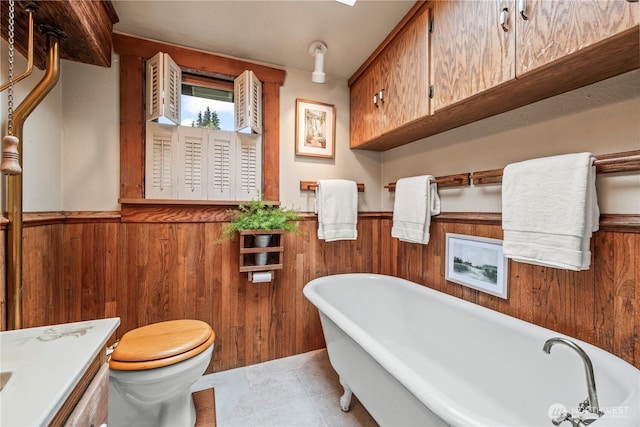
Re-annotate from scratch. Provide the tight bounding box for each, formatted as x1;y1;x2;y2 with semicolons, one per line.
0;318;120;426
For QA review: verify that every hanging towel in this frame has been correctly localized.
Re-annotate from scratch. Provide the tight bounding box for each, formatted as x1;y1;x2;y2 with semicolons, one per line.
391;175;441;244
315;179;358;241
502;152;599;271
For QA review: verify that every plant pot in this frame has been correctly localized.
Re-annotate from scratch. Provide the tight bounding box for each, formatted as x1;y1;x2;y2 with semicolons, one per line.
253;234;272;266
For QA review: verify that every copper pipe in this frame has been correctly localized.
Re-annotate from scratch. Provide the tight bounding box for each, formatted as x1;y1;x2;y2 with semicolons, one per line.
7;33;61;330
0;5;36;92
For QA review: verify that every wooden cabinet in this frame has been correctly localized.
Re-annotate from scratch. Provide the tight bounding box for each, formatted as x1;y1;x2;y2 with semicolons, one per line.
350;61;384;145
64;364;109;427
432;0;639;112
350;3;430;148
431;0;515;112
516;0;639;75
349;0;639;151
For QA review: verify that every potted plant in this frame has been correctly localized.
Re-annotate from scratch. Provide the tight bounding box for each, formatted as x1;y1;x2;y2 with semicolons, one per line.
222;199;301;265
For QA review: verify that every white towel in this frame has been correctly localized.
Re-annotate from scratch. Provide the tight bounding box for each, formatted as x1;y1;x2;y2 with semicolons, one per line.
391;175;441;244
502;152;599;271
315;179;358;241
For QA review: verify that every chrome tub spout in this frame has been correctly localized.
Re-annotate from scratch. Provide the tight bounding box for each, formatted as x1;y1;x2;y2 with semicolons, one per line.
543;337;602;418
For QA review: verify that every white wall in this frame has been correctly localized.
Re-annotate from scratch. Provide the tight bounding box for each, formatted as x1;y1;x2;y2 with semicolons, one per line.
4;37;638;216
382;70;640;214
1;39;63;212
278;68;381;212
61;53;120;211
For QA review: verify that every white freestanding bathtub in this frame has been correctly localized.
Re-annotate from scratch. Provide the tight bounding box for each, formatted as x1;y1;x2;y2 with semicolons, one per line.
303;274;640;427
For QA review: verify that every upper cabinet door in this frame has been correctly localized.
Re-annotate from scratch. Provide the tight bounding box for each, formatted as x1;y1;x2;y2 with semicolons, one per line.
384;6;430;130
349;4;430;148
516;0;639;76
431;0;516;112
350;60;384;145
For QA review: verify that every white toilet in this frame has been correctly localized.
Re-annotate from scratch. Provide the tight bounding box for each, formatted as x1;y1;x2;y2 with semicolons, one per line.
108;319;215;427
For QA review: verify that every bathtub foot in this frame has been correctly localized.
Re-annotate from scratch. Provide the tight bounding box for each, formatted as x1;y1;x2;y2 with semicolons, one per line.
339;377;352;412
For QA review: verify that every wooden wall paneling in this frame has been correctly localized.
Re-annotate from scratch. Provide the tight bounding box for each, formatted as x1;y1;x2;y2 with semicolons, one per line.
594;231;616;354
611;230;636;363
16;213;640;373
262;82;280;202
204;223;222;372
63;224;90;323
82;224;108;321
377;219;394;276
104;222;124;342
23;224;64;328
119;55;145;199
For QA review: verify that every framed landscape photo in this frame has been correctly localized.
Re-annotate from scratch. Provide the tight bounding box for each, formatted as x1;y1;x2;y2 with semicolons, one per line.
445;233;509;299
295;98;335;158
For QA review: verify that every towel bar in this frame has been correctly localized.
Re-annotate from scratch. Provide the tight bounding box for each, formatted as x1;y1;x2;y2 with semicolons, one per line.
385;173;470;192
300;181;365;192
471;150;640;185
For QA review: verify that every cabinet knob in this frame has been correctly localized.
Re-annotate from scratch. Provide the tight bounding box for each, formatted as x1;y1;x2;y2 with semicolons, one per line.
518;0;529;20
373;93;378;107
499;7;510;32
379;89;385;104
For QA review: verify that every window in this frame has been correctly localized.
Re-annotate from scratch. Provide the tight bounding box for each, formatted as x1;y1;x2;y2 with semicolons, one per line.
181;74;235;131
114;33;286;207
145;53;263;201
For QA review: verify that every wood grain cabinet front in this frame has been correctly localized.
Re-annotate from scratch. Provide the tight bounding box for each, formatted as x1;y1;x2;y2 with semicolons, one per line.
431;0;639;112
349;0;638;150
349;4;430;148
63;363;109;427
516;0;639;76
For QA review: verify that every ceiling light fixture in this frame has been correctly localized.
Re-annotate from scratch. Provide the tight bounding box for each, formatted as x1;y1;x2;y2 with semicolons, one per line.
336;0;357;6
308;41;328;84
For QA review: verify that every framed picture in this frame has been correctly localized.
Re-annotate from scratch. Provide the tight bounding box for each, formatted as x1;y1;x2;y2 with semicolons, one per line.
295;98;335;158
445;233;509;299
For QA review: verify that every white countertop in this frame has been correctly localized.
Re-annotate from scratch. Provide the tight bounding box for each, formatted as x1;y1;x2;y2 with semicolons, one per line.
0;318;120;427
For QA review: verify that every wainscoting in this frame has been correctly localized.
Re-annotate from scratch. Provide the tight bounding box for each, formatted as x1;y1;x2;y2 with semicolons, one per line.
2;212;638;373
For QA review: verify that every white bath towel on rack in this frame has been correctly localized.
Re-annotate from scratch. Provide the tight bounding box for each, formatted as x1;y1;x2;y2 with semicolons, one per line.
392;175;441;244
315;179;358;241
502;152;599;271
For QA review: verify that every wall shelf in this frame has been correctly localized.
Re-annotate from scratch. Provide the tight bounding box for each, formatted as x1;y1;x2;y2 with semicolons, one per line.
239;230;284;273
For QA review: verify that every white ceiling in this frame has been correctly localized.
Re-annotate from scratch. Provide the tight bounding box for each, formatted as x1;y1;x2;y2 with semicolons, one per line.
111;0;416;81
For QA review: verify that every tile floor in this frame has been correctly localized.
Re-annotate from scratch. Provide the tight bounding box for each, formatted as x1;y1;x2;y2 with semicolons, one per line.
192;349;379;427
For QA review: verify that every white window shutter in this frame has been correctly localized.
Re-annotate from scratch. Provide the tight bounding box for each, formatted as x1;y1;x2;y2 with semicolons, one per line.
146;52;181;124
234;70;262;134
178;127;207;200
146;53;162;121
208;130;236;200
145;122;179;199
236;133;262;200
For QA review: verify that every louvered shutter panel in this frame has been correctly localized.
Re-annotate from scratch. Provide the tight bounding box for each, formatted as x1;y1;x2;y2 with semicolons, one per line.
164;54;181;124
146;53;162;121
145;122;179;199
234;70;262;134
146;52;181;124
208;131;236;200
178;127;207;200
236;134;262;200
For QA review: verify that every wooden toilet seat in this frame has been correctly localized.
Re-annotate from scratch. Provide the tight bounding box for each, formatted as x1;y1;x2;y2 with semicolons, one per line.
109;319;215;371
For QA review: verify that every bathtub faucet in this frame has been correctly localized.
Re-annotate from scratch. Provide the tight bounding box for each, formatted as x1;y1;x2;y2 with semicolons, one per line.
543;337;603;425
